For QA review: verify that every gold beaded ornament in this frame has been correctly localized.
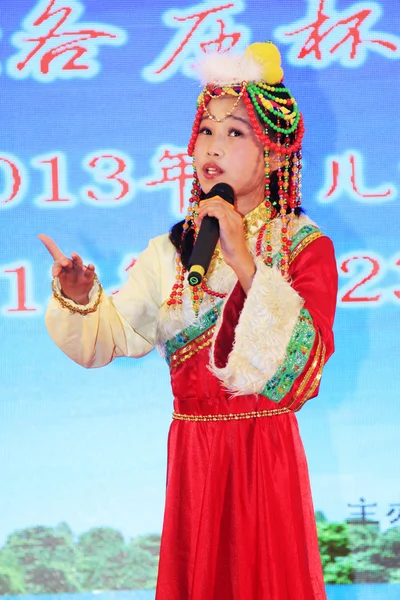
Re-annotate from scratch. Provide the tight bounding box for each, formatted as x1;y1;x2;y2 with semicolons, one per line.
167;42;304;315
51;274;103;315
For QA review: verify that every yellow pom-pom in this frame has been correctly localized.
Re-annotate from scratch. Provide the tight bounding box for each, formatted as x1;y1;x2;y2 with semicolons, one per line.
246;42;281;65
264;62;283;84
245;42;283;84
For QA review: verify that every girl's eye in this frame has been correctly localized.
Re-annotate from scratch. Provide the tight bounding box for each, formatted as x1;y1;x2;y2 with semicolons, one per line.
229;129;243;137
199;127;212;135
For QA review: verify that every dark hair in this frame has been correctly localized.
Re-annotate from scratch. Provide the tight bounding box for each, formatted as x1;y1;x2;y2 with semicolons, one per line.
169;171;303;269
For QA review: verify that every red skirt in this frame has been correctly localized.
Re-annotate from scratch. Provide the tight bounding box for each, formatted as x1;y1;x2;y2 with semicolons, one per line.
155;347;326;600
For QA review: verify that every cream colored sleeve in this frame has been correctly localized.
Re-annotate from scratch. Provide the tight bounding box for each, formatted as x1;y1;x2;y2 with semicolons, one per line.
45;237;165;368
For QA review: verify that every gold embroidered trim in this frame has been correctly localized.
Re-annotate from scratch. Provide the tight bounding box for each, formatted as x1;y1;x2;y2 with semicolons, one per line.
297;334;322;396
288;333;322;409
243;202;270;235
210;202;270;266
289;231;323;265
51;275;103;316
172;407;290;422
170;327;215;368
297;344;326;410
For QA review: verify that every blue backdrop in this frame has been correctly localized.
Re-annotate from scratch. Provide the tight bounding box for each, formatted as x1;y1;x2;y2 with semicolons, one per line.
1;0;400;597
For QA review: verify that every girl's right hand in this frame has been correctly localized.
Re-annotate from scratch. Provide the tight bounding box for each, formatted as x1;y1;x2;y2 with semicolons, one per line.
39;234;96;305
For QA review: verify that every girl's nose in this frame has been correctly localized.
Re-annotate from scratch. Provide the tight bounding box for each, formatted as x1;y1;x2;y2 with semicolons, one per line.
207;142;224;157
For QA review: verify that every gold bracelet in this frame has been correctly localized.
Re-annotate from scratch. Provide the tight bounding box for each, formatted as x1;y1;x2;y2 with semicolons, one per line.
51;274;103;316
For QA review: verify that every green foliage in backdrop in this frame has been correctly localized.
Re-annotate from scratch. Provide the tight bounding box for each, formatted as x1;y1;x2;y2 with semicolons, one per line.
0;518;399;594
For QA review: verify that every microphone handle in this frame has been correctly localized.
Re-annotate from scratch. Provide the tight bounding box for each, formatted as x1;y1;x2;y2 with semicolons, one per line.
188;216;220;287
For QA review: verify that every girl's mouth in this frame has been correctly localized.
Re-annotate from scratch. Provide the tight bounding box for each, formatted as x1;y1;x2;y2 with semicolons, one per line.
203;162;224;179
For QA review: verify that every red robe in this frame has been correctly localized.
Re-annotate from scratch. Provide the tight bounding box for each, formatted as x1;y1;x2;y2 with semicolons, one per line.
45;213;337;600
156;234;337;600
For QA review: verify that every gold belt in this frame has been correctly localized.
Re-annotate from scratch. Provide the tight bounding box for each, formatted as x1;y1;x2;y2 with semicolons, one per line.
172;407;290;422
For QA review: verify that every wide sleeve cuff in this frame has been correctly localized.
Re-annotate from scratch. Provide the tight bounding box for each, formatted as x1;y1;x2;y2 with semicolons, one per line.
261;308;316;402
209;258;304;396
51;277;102;314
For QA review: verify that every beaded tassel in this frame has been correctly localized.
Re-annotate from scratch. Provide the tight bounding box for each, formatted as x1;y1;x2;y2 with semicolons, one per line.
201;277;226;321
256;147;273;265
167;256;186;308
188;165;203;316
188;93;212;157
274;125;287;279
166;165;201;309
285;127;295;249
190;284;204;318
292;148;303;211
188;103;205;157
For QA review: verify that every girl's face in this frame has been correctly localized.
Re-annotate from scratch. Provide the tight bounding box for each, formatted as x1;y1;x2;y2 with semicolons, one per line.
194;96;266;215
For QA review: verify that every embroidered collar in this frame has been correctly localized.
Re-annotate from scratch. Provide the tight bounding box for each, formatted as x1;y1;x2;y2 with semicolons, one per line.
212;201;274;265
243;201;271;239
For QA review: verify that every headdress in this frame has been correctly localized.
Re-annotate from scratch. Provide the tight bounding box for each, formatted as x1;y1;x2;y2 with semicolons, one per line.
167;42;304;315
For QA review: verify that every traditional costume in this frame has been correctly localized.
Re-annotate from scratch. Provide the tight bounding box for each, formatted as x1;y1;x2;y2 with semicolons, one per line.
46;42;337;600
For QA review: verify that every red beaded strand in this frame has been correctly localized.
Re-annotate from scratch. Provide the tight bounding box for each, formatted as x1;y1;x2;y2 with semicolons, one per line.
167;256;186;308
243;89;269;146
188;104;203;157
188;95;211;157
201;278;227;299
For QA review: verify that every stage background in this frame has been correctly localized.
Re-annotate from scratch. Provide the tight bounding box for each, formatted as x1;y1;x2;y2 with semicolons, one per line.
0;0;400;597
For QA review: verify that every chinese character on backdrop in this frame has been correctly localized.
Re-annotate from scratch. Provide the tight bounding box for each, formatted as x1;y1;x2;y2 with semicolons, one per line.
275;0;399;68
7;0;127;82
145;147;193;215
318;151;396;203
143;1;250;82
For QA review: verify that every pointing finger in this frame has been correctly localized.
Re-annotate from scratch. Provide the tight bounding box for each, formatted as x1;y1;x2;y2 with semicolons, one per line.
38;234;66;261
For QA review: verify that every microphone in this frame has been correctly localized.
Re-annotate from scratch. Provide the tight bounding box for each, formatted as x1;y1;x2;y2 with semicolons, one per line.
188;182;234;286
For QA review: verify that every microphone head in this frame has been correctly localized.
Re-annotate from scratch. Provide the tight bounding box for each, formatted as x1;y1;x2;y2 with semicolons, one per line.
204;182;234;205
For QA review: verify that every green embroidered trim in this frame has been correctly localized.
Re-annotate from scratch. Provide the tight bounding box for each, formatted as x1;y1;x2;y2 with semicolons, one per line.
261;308;316;403
165;301;223;362
273;224;321;267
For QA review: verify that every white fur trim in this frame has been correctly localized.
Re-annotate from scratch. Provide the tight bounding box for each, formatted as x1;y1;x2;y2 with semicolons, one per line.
155;260;237;352
210;258;304;395
194;52;263;85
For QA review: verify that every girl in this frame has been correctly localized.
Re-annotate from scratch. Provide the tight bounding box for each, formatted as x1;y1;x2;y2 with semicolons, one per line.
40;42;337;600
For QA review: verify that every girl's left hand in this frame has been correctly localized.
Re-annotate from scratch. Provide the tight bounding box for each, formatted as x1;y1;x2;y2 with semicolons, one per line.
196;196;256;291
